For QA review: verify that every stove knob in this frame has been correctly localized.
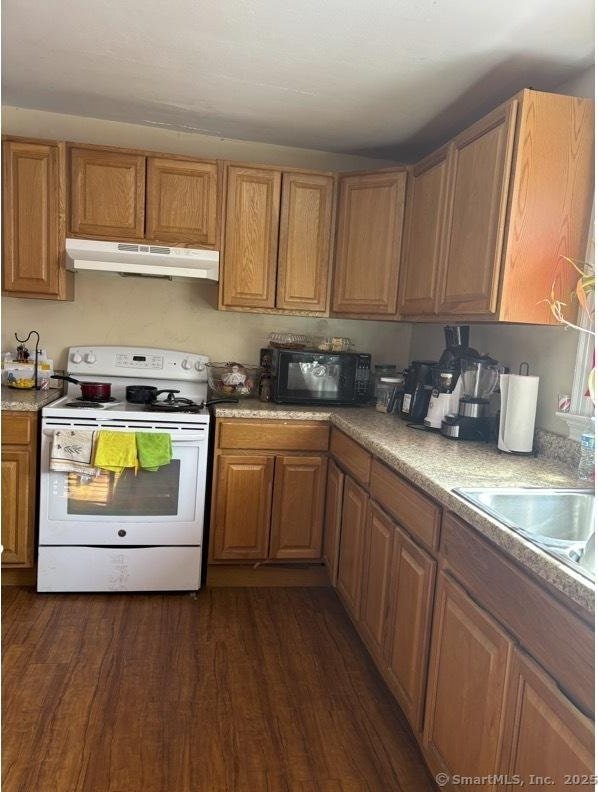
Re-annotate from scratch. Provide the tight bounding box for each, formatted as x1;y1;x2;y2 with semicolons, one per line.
71;352;83;364
195;361;206;372
85;352;96;364
181;359;192;371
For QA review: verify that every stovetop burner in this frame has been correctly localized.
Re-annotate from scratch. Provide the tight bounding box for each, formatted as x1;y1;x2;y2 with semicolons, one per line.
64;400;112;409
75;396;118;403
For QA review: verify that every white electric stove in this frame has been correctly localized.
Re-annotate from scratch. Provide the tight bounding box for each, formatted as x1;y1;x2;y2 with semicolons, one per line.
38;346;213;593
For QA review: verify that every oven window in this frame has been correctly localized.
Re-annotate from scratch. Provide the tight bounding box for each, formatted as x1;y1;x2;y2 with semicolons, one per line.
66;461;181;516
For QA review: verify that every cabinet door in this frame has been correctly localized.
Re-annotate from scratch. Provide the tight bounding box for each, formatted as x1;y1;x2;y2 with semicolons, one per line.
269;455;327;560
423;572;512;791
500;651;594;791
322;459;344;584
336;476;368;619
1;448;33;566
276;172;334;311
2;140;71;299
221;166;281;308
145;157;219;247
332;170;407;316
436;100;518;316
385;522;436;733
70;147;146;239
398;146;450;315
359;502;394;660
211;454;274;561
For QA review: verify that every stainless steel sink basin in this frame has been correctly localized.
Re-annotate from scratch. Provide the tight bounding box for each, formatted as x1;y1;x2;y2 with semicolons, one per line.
454;488;595;580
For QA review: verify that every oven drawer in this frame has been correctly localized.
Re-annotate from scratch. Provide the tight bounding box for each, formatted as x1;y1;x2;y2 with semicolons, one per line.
218;419;329;451
37;545;202;591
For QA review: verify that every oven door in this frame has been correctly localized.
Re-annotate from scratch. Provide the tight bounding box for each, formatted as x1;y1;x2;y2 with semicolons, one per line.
274;351;358;404
39;421;208;545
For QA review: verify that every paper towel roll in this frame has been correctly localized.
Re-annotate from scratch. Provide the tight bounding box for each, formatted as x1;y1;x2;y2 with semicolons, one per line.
498;374;539;453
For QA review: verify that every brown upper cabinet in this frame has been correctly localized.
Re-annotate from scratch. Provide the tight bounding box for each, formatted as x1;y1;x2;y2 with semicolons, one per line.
2;139;73;300
398;146;451;315
69;145;221;247
220;164;335;313
145;157;219;246
332;169;407;318
399;89;594;324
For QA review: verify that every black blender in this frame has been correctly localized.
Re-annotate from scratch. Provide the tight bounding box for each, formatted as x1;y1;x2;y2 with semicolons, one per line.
440;356;500;441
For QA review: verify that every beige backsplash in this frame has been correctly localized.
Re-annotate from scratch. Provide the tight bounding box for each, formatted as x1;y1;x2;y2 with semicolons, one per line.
2;272;412;372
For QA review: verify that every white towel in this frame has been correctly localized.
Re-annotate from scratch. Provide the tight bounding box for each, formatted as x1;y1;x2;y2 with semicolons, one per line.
50;430;100;476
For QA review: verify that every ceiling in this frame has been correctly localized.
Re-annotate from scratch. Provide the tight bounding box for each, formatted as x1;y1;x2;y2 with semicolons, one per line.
2;0;594;161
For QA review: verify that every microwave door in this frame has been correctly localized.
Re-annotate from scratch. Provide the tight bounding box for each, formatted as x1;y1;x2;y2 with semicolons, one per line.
286;360;343;401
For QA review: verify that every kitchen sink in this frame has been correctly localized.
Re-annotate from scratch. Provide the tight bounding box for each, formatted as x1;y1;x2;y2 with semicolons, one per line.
453;488;595;580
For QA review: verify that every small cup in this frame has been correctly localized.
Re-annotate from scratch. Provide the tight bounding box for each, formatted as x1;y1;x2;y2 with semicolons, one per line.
557;393;571;412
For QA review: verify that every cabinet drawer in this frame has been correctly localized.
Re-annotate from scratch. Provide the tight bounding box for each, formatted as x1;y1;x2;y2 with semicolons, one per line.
1;413;35;445
442;511;594;716
370;460;442;550
329;428;371;486
218;419;329;451
370;459;440;552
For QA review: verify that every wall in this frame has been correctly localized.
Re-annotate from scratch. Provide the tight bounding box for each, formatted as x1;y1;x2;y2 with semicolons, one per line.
1;106;399;171
1;107;410;372
408;66;595;436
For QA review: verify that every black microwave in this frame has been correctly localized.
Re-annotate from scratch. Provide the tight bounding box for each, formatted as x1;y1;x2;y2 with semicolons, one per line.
260;348;371;405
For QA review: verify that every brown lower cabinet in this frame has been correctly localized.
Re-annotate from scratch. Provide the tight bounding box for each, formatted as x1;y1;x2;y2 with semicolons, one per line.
422;572;513;790
501;651;594;789
1;412;38;567
335;475;368;619
321;459;344;584
209;419;330;563
329;427;594;789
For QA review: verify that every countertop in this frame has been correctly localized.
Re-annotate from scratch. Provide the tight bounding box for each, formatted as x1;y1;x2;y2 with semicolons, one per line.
213;400;594;614
1;386;63;412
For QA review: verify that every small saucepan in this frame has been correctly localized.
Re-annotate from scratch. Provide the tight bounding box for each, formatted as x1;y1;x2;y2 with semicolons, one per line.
126;385;158;404
51;375;112;401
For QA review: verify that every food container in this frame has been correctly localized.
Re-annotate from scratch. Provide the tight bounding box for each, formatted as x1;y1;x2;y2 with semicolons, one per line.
376;376;405;413
5;366;36;389
206;363;261;398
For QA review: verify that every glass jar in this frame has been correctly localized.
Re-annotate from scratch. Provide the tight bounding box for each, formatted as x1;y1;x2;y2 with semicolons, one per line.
372;364;397;402
376;376;403;413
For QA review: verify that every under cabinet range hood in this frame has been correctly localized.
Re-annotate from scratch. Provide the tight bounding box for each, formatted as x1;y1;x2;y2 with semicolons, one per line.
65;238;219;281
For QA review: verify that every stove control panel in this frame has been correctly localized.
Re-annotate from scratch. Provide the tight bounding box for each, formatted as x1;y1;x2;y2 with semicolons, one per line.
67;346;210;382
115;352;164;370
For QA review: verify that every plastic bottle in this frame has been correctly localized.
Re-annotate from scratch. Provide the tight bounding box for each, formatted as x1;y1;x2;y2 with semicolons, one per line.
578;432;595;481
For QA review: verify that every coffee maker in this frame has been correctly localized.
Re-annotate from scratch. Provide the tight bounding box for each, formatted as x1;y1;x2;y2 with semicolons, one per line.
441;357;500;440
400;361;436;423
424;326;478;430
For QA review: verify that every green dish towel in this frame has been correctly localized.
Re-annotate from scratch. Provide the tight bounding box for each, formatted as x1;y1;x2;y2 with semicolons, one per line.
136;433;173;471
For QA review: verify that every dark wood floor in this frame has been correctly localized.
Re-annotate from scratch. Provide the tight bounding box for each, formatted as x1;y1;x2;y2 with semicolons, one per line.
2;586;435;792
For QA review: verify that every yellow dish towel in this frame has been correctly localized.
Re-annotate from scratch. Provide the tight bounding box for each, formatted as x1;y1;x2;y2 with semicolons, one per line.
93;431;138;474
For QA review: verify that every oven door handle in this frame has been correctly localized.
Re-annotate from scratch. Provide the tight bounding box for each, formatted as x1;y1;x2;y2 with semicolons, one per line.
42;429;207;443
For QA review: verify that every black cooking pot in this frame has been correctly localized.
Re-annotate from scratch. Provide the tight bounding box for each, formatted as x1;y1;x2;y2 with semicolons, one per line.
126;385;158;404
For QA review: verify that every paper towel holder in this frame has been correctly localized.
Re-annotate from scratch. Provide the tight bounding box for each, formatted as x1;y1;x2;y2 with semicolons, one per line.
497;362;539;456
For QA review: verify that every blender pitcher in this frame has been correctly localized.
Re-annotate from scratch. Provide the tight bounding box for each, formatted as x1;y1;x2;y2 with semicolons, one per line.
460;357;500;404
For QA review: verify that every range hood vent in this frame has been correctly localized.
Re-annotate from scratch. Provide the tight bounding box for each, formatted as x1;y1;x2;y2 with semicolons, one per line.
65;238;219;281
